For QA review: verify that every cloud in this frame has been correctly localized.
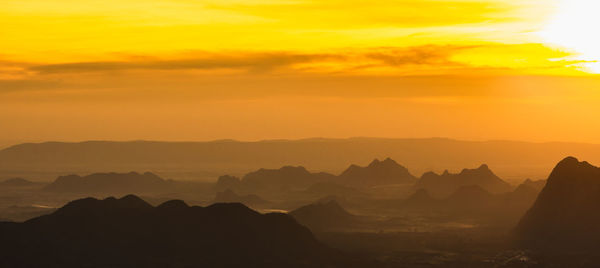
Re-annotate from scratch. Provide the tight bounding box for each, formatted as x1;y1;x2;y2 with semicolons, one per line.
27;52;342;74
24;43;584;76
26;45;476;75
0;43;585;85
365;45;471;66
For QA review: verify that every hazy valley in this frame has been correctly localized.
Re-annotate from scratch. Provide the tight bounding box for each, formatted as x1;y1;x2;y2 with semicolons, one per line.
3;140;600;266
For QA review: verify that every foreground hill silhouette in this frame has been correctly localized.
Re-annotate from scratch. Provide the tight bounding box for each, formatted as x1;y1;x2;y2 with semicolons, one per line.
414;164;512;197
4;138;600;181
44;172;173;195
0;195;373;267
516;157;600;249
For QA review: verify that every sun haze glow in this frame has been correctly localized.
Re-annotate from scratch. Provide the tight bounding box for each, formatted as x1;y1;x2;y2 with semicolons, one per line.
1;0;600;146
539;0;600;73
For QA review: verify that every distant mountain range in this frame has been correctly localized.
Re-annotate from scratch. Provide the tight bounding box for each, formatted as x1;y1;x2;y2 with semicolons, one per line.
0;178;37;187
0;195;373;267
518;178;546;193
399;179;542;224
339;158;417;187
241;166;336;191
414;164;512;197
43;172;174;195
216;158;417;192
2;138;599;181
516;157;600;248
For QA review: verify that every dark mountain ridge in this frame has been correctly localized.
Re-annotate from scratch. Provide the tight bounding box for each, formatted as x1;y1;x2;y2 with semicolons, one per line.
516;157;600;248
0;195;371;267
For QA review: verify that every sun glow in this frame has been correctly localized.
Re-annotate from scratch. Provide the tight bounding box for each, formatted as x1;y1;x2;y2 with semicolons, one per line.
539;0;600;73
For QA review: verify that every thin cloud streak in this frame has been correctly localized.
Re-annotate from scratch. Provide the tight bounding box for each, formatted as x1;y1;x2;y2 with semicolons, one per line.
24;44;575;75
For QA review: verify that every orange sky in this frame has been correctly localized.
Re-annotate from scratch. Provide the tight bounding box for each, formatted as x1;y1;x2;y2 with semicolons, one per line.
2;0;600;146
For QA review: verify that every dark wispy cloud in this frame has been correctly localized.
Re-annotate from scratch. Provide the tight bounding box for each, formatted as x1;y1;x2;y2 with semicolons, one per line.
26;45;475;75
0;43;585;85
28;52;340;74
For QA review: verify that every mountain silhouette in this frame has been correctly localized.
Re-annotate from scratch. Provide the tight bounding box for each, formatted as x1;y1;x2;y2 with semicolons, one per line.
290;200;361;232
338;158;416;187
212;189;271;207
402;188;439;210
516;157;600;248
0;177;35;187
4;138;600;182
414;164;512;198
229;166;336;192
443;185;495;211
0;195;372;267
519;178;546;193
43;172;173;195
510;181;541;202
498;181;540;222
214;175;242;191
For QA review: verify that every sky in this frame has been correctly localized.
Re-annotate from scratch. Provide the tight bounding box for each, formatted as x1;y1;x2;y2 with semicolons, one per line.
2;0;600;146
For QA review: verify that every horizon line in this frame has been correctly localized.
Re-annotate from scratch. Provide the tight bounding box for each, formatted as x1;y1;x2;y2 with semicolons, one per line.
3;136;600;150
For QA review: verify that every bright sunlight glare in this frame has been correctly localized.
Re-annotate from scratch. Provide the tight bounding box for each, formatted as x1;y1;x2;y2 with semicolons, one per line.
539;0;600;73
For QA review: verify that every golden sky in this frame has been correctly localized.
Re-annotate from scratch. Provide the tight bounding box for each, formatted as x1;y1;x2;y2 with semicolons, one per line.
2;0;600;145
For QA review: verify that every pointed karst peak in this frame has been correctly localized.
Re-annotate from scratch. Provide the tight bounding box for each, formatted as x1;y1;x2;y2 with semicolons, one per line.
368;157;398;168
382;157;399;165
552;157;597;175
442;170;450;176
516;157;600;247
478;164;490;171
554;156;585;169
546;156;598;184
367;158;381;167
459;163;493;175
